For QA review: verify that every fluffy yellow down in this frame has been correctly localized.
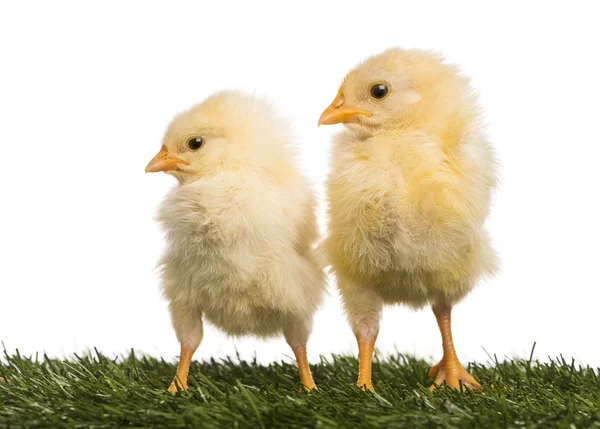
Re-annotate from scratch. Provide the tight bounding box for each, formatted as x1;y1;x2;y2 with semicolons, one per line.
325;49;498;330
157;91;326;350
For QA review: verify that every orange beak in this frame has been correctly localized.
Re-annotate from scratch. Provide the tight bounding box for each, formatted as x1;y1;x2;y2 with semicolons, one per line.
318;87;372;126
145;145;188;173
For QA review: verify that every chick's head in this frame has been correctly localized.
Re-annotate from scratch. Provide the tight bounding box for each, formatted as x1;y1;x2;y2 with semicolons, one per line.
146;91;291;184
318;48;470;133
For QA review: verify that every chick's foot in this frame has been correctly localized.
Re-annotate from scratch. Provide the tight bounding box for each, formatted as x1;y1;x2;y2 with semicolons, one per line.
429;305;482;391
428;356;482;391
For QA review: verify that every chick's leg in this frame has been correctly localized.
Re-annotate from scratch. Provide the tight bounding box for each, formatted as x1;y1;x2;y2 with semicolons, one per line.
169;343;197;393
343;287;382;391
429;305;481;391
291;343;316;390
168;303;204;393
284;319;316;390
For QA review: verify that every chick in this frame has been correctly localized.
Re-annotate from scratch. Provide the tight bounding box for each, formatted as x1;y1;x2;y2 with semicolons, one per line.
319;49;497;390
146;91;325;391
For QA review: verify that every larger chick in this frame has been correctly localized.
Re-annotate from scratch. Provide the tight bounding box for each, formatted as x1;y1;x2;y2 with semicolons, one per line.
319;49;497;390
146;91;325;391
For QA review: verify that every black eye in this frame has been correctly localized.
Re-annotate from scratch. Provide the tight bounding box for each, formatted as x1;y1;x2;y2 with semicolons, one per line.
187;137;204;151
370;84;389;100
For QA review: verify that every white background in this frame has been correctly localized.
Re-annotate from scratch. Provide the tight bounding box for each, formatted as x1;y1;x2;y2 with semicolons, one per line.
1;1;599;369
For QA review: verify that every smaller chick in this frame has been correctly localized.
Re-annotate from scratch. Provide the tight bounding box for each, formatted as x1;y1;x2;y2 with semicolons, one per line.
146;91;325;391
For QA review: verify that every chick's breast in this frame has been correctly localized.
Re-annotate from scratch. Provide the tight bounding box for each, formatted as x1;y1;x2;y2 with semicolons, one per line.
326;128;497;305
158;170;324;337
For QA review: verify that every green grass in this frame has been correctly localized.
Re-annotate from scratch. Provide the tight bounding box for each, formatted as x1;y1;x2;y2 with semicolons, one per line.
1;346;599;429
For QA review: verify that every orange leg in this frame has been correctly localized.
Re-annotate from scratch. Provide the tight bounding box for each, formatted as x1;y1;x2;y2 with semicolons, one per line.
168;343;197;393
356;335;377;390
428;305;482;391
290;343;316;390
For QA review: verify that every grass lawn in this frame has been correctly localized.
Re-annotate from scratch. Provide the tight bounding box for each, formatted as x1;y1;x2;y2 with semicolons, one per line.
1;346;599;429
